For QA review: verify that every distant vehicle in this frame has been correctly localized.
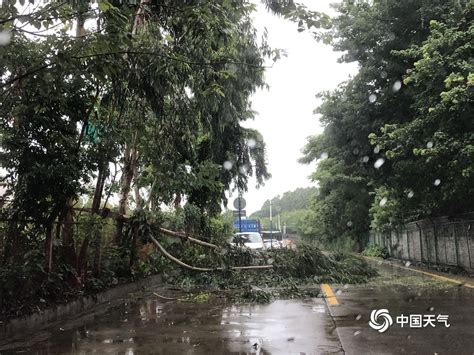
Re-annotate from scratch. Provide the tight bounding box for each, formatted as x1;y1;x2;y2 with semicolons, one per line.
263;239;282;249
260;230;283;249
233;219;261;233
230;232;264;250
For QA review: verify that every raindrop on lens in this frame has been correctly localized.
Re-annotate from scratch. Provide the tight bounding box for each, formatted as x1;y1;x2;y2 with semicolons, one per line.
353;330;361;336
374;146;381;154
0;31;12;46
392;80;402;92
369;94;377;103
379;197;388;207
427;141;433;149
320;152;328;160
380;71;387;79
362;156;369;163
355;314;362;320
434;179;441;186
352;148;360;155
223;161;233;170
407;190;414;199
405;261;411;267
374;158;385;169
247;138;257;149
239;165;248;174
347;221;353;227
429;306;435;312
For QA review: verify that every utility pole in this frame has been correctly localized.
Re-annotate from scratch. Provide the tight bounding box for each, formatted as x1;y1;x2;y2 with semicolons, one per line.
270;199;273;248
238;194;242;233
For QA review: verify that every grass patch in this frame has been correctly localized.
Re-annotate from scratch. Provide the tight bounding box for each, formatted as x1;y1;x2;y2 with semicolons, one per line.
362;244;389;259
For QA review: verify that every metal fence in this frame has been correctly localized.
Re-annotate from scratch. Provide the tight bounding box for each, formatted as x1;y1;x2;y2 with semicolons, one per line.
369;214;474;270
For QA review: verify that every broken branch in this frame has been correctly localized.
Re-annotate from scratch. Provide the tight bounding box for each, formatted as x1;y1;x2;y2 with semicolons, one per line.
150;236;273;272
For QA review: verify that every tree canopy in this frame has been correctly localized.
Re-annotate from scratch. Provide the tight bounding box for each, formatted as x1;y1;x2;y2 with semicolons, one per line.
300;0;473;246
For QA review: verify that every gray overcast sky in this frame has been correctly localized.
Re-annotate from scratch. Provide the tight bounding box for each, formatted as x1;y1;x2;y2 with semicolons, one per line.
238;1;359;214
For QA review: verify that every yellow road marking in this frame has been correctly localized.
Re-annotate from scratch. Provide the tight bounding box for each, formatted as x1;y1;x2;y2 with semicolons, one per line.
363;256;474;289
321;283;339;305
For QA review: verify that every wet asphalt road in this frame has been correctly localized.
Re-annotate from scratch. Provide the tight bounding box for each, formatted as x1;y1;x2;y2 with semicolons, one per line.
1;260;473;354
0;298;342;354
329;260;474;355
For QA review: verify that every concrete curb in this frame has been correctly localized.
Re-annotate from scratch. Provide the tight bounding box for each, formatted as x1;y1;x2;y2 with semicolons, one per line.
0;274;162;340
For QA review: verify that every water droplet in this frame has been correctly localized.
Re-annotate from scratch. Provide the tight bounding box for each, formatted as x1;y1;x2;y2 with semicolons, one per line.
247;138;257;149
429;306;435;312
427;141;433;149
407;335;411;340
352;148;360;155
434;179;441;186
0;31;12;46
405;261;411;267
184;87;194;98
239;165;248;174
184;165;191;173
374;158;385;169
379;197;388;207
417;292;422;297
362;156;369;163
320;152;328;160
380;71;387;79
374;146;381;154
392;80;402;92
369;94;377;103
223;161;233;170
346;221;353;227
336;289;342;295
407;190;414;199
353;330;361;336
355;314;362;320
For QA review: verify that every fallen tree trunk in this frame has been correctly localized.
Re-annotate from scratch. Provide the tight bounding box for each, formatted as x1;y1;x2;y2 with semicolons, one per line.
158;227;218;249
150;236;273;272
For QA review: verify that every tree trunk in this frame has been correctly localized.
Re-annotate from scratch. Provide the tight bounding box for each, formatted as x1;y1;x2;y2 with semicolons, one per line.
4;216;20;265
91;164;107;276
113;144;137;243
62;200;77;269
76;11;86;38
44;223;53;273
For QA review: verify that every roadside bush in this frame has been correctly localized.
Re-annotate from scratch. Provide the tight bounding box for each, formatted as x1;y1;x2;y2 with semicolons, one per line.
362;244;389;259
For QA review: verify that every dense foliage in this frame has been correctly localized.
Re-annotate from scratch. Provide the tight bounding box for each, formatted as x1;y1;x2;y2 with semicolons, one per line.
0;0;334;318
300;0;473;248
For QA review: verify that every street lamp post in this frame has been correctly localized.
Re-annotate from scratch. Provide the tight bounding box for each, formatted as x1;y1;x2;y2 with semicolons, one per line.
270;199;273;248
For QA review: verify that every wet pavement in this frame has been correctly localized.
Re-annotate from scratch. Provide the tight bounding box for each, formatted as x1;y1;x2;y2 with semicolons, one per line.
0;296;342;354
329;260;474;355
1;259;473;354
